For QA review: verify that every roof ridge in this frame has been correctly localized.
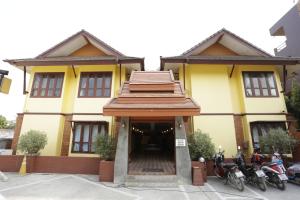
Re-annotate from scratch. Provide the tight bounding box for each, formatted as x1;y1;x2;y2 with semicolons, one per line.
181;28;272;57
36;29;124;58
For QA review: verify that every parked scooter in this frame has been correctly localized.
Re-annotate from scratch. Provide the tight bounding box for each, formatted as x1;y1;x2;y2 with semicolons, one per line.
286;162;300;185
260;152;288;190
235;147;267;191
213;147;245;191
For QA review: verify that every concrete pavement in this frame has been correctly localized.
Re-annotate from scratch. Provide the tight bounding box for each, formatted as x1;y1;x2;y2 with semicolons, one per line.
0;173;299;200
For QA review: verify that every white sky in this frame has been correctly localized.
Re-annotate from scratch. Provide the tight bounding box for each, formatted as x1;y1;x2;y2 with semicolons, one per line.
0;0;297;120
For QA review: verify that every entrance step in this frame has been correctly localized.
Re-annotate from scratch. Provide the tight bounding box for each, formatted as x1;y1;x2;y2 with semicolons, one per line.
125;175;178;187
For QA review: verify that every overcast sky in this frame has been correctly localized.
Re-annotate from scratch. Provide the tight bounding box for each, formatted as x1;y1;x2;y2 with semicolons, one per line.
0;0;297;120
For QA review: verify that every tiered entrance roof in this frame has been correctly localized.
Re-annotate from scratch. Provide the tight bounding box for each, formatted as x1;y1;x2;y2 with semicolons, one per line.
103;71;200;116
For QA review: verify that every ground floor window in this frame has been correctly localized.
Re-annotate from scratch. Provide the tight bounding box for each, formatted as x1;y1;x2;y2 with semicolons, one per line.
0;139;12;149
250;122;286;149
72;122;108;153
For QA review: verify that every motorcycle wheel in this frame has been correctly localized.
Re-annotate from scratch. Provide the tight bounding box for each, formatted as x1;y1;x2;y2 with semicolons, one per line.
257;176;267;192
235;177;245;192
274;174;286;190
214;167;224;179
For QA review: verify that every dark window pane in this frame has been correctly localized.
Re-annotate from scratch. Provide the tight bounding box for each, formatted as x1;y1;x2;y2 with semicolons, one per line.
83;125;90;142
81;77;87;88
82;143;89;152
270;89;277;96
73;143;80;152
252;77;259;88
254;89;260;96
88;89;94;96
97;77;103;88
79;89;86;97
244;74;251;88
246;89;252;96
96;89;102;96
89;77;95;89
47;78;55;96
104;89;110;97
74;125;81;142
267;74;275;88
262;89;268;96
105;77;111;88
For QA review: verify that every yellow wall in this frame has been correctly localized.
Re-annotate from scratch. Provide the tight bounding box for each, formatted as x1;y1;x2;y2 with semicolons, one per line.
180;63;287;157
19;115;65;156
19;64;125;156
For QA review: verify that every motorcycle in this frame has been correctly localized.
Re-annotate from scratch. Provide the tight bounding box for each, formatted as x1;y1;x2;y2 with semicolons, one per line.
235;149;267;191
286;162;300;185
260;152;288;190
213;148;245;191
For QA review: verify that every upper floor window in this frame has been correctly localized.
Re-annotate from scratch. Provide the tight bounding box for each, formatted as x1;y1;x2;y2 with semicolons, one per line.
72;122;108;153
250;122;286;150
78;72;112;97
243;72;278;97
31;73;64;97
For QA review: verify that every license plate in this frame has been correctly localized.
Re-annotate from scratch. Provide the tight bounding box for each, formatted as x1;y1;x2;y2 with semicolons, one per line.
278;174;288;181
235;171;244;178
255;170;265;177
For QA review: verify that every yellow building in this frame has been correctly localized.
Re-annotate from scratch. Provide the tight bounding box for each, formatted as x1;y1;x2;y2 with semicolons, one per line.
161;28;299;157
5;30;144;157
5;29;300;183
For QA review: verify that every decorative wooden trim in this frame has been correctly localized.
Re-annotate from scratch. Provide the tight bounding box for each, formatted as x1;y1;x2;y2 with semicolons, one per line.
61;115;73;156
11;114;24;155
233;115;244;149
21;112;104;116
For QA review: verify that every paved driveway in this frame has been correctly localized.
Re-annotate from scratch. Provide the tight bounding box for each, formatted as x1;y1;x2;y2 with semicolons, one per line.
0;173;299;200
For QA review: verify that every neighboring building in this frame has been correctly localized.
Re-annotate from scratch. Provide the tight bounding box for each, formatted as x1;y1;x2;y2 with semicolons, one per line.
270;1;300;93
5;30;144;157
161;28;300;157
5;29;300;184
0;69;11;94
0;129;14;155
270;1;300;57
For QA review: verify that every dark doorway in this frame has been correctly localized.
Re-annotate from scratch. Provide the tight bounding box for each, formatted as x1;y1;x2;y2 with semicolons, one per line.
128;121;175;175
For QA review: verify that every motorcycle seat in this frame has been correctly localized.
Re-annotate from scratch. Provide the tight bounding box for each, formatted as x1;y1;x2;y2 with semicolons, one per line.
223;163;237;169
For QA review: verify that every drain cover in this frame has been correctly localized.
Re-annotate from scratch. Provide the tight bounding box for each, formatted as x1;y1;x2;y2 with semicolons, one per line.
142;168;164;172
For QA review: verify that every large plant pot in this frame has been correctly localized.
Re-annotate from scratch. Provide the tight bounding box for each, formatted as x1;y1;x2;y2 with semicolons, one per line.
26;155;37;173
192;161;207;182
99;160;114;182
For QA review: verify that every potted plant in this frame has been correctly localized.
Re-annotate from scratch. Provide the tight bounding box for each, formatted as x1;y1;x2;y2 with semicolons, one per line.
259;128;298;163
188;129;215;182
95;135;116;182
17;130;47;173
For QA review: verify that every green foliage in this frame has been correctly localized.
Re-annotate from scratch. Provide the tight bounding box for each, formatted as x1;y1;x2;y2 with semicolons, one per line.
259;128;298;154
95;135;116;161
0;115;8;129
286;81;300;127
188;129;216;160
17;130;48;155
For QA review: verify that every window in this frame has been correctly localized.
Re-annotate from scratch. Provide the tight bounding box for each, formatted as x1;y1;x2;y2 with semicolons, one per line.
31;73;64;97
250;122;286;149
72;122;108;153
78;72;112;97
243;72;278;97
